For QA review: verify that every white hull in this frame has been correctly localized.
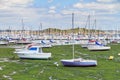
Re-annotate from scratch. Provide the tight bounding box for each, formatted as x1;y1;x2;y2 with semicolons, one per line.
81;44;88;48
81;44;95;48
16;41;32;44
81;41;95;48
0;41;8;45
88;45;110;51
15;52;51;59
40;44;52;48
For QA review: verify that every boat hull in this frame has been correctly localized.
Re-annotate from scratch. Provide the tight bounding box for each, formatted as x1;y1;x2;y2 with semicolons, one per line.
15;52;51;59
61;59;97;67
88;45;110;51
81;43;95;48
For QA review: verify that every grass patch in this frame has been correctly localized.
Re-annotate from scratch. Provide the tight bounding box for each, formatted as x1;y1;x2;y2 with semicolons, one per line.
0;44;120;80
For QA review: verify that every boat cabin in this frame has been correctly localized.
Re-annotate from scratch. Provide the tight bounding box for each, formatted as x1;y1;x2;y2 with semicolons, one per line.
28;46;43;53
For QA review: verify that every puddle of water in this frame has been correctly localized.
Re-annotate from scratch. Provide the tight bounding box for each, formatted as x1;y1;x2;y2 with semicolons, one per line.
0;58;20;63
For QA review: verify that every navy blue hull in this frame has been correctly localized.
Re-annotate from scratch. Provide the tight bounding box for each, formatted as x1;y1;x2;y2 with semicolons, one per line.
61;61;97;67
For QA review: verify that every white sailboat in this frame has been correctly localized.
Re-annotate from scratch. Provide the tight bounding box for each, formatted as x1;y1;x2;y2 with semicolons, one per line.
80;14;96;48
87;17;111;51
87;40;111;51
61;13;97;67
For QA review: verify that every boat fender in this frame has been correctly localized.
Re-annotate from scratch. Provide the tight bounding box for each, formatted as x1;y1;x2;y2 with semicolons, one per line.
108;56;114;60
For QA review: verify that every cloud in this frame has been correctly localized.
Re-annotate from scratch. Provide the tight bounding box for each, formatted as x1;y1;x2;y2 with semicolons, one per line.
49;6;56;10
0;0;34;19
48;6;56;14
73;2;120;13
0;7;41;30
62;10;90;16
0;0;41;30
97;0;117;3
79;0;83;2
0;0;33;9
48;10;56;14
48;0;53;3
0;0;119;30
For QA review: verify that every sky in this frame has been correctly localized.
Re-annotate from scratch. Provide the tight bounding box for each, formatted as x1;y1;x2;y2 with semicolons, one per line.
0;0;120;30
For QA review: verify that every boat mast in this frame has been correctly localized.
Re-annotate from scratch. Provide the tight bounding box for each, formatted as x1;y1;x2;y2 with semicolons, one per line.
40;23;42;36
88;14;91;39
21;19;25;38
72;13;75;59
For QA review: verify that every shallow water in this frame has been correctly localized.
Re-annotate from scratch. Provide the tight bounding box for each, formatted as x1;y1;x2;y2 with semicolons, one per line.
0;58;20;63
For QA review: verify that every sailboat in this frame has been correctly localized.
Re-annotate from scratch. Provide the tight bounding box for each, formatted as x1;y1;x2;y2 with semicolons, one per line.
80;14;95;48
16;19;32;45
87;40;111;51
87;18;111;51
61;13;97;67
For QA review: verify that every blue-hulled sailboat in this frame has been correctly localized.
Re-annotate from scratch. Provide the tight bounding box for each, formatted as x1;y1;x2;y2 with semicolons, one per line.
60;13;97;67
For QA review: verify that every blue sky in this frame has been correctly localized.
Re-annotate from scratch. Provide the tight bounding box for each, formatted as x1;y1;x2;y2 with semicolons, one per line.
0;0;120;30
